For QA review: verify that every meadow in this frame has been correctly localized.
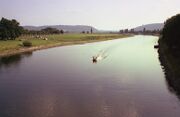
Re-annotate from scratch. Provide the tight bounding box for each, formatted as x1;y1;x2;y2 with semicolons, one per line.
0;33;130;57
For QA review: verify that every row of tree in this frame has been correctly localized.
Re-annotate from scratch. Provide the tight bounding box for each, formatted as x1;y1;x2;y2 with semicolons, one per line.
23;27;64;35
119;28;160;35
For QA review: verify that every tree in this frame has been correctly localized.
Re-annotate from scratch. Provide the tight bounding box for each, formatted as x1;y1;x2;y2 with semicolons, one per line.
161;14;180;50
119;30;124;34
90;28;93;34
130;29;134;33
60;30;64;34
124;29;128;33
41;27;60;34
143;28;146;33
0;18;23;40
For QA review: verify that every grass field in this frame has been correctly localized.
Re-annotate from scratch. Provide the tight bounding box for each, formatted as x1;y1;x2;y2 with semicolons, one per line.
0;33;131;56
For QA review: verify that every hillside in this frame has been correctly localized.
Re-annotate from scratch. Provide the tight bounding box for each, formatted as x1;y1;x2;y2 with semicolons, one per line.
134;23;164;31
23;25;98;33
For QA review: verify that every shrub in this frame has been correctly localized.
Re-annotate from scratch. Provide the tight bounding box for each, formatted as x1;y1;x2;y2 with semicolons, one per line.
22;41;32;47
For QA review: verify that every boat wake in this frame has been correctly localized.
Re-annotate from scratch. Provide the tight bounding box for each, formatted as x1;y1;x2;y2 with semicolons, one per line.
92;50;108;63
92;41;121;63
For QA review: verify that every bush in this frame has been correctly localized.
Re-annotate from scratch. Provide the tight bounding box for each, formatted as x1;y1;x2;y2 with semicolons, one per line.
22;41;32;47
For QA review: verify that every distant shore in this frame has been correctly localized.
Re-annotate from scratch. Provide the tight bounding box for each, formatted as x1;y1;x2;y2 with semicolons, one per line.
0;34;131;57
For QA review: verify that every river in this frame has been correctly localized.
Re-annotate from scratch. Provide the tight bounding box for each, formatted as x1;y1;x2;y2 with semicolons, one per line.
0;35;180;117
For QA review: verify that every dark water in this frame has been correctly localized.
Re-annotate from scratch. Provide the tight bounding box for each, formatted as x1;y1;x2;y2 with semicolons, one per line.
0;35;180;117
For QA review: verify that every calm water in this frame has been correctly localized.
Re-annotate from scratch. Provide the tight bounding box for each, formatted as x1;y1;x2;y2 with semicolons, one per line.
0;35;180;117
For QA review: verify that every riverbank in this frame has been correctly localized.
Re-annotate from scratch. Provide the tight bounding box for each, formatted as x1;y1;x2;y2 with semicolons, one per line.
158;39;180;96
158;39;180;77
0;34;131;57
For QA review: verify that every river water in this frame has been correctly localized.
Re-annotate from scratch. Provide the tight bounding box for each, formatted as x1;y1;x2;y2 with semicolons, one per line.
0;35;180;117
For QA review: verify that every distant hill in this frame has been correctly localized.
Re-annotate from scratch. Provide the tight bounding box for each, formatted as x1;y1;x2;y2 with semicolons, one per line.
134;23;164;31
23;25;98;33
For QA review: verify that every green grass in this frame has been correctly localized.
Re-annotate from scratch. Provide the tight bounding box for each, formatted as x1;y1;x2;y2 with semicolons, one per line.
0;33;131;56
0;40;21;52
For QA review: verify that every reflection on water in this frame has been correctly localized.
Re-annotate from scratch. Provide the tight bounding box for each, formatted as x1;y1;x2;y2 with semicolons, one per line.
165;71;180;99
0;52;32;69
0;54;21;67
159;55;180;100
0;36;180;117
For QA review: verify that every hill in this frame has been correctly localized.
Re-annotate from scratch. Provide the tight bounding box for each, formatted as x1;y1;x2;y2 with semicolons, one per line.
134;23;164;31
23;25;98;33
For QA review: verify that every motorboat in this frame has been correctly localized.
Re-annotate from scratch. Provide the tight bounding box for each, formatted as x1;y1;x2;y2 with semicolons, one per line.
92;56;97;63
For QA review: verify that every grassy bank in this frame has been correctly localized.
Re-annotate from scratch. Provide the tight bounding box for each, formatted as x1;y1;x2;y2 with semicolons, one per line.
0;34;131;57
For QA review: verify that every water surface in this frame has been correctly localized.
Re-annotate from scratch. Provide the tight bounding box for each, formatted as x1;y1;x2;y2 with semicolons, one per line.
0;35;180;117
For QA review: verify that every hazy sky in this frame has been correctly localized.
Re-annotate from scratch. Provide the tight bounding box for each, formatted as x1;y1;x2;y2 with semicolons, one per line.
0;0;180;30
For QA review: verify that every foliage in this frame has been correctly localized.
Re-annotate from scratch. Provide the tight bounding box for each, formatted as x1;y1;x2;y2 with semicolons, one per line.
41;27;61;34
23;27;64;35
0;17;23;40
161;14;180;51
22;41;32;47
158;14;180;85
119;28;160;35
60;29;64;34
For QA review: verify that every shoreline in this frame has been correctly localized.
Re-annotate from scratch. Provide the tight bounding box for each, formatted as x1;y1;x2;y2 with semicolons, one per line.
158;41;180;78
0;37;129;57
158;39;180;97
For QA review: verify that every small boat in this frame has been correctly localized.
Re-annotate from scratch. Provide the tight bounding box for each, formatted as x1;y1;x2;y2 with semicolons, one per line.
92;56;97;63
154;45;159;49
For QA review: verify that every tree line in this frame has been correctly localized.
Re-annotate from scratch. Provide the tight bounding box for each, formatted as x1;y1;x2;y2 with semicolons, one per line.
23;27;64;35
119;28;160;35
0;18;65;40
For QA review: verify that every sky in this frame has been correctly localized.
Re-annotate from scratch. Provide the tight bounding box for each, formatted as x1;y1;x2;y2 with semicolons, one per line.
0;0;180;30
